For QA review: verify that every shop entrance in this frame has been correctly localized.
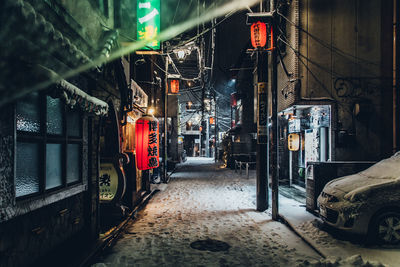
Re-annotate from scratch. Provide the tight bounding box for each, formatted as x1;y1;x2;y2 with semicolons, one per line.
279;104;332;202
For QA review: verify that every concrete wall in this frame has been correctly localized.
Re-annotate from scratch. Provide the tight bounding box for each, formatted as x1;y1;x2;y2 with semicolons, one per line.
279;0;393;160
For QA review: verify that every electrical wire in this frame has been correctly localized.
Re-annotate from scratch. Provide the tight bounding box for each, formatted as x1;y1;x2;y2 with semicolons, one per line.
277;31;355;116
276;10;380;67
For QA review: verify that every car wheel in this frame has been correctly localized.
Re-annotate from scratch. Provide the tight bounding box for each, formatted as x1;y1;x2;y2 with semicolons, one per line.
371;212;400;245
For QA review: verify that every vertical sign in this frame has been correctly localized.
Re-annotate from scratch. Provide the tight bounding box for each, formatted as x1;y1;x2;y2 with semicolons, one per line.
135;116;160;170
257;82;268;144
137;0;161;50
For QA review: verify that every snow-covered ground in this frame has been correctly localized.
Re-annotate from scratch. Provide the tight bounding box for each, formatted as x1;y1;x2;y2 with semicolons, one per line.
92;157;393;267
279;196;400;267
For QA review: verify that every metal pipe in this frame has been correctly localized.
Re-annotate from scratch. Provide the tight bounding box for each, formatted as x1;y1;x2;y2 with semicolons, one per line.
270;0;279;221
163;57;168;182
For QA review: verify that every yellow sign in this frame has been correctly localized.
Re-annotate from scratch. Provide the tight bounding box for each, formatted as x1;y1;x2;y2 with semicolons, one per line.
288;133;300;151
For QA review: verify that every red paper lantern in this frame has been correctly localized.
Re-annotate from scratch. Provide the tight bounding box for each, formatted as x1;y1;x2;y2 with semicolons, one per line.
230;93;237;107
170;79;179;94
209;117;214;125
135;115;159;170
251;21;267;48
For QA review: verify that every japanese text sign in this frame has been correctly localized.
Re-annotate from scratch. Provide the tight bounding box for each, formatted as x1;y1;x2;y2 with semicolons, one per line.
137;0;161;50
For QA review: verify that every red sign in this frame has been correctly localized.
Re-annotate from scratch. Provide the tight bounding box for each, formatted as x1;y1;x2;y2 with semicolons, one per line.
135;115;159;170
251;21;267;48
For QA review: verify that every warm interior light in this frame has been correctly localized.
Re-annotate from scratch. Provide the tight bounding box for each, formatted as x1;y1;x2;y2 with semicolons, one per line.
148;107;155;115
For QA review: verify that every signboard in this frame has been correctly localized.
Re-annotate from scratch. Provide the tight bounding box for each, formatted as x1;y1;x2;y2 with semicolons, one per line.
137;0;161;50
99;163;119;201
257;82;268;144
288;118;300;133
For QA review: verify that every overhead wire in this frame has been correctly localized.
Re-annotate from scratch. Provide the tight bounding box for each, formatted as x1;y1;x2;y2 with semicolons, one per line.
277;28;354;116
276;10;380;67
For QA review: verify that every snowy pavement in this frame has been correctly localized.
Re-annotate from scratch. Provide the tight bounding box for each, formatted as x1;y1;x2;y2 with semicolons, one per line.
92;157;396;267
279;195;400;267
92;157;321;266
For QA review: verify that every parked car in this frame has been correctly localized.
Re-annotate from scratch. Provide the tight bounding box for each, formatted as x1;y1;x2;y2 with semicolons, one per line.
318;151;400;245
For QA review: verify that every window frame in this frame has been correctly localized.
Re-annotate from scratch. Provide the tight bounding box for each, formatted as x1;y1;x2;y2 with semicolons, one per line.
15;92;84;200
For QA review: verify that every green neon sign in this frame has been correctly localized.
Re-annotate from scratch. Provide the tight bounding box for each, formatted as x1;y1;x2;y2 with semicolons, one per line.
137;0;161;50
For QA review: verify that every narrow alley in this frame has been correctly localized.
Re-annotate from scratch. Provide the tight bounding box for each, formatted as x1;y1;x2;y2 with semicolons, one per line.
92;158;321;266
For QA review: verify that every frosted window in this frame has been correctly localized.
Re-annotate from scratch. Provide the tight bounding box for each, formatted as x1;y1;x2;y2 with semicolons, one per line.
67;144;80;184
46;143;62;189
16;142;40;197
67;110;81;137
46;96;63;135
16;92;40;132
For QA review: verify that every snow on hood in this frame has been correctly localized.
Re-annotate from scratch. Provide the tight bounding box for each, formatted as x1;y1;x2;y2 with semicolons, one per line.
324;152;400;200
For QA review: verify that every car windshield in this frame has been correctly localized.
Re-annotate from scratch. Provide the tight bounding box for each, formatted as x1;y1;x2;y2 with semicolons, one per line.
360;151;400;180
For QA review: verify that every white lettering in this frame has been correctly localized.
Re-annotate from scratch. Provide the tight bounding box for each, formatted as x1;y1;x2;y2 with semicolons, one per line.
139;2;151;9
138;8;159;24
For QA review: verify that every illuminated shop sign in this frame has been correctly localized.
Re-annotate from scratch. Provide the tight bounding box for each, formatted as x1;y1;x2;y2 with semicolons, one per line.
137;0;161;50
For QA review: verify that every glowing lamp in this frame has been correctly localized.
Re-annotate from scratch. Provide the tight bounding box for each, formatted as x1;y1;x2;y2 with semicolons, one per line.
135;115;159;170
177;50;185;59
147;107;155;115
251;21;267;48
170;79;179;94
209;117;214;125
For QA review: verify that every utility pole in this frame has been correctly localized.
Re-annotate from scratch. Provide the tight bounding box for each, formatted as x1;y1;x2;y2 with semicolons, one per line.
163;56;168;182
256;51;269;212
255;1;269;212
248;1;279;217
214;96;218;162
270;0;279;221
206;114;210;157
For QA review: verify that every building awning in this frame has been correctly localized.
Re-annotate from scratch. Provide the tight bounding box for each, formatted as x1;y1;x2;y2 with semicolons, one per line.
55;79;108;116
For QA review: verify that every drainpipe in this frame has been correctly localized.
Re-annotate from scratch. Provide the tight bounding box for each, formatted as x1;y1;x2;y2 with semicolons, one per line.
395;0;400;153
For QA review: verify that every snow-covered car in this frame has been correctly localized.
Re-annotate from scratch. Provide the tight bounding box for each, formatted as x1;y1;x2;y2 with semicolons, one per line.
317;152;400;245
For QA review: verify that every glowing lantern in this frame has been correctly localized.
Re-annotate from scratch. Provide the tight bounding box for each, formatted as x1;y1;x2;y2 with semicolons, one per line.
209;117;214;125
170;79;179;94
288;133;300;151
251;21;267;48
135;115;159;170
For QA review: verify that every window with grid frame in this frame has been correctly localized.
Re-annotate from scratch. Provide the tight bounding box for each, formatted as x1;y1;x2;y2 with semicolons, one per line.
15;92;83;199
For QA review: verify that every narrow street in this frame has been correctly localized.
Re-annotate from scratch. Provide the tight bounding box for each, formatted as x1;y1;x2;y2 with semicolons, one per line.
92;158;321;266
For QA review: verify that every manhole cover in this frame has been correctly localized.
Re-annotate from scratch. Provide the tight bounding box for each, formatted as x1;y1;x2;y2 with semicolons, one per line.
190;239;231;252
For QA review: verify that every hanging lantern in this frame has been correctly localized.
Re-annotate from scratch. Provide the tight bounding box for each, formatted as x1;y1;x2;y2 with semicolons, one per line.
135;115;159;170
170;79;179;94
251;21;267;48
209;117;214;125
288;133;300;151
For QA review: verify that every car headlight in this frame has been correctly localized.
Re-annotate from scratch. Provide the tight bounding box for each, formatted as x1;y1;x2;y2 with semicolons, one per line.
343;192;367;203
321;191;339;202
